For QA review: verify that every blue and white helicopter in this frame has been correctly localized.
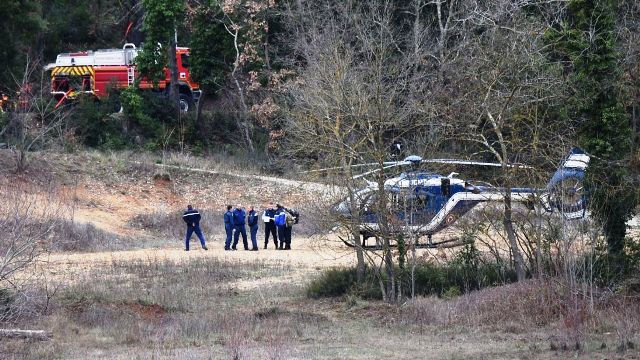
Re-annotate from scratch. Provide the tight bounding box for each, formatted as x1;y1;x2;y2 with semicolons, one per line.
332;148;590;249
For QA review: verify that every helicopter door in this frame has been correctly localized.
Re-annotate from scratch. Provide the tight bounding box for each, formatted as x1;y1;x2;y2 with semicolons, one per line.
441;178;451;197
426;179;450;215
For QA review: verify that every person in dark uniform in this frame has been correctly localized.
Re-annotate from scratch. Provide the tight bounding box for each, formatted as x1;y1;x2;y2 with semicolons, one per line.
274;204;287;250
182;205;207;251
281;207;295;250
262;202;277;249
247;205;259;251
223;205;234;250
232;204;248;250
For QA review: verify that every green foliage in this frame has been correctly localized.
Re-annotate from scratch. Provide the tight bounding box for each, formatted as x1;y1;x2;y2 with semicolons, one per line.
68;94;126;150
441;286;462;300
67;88;184;151
306;251;517;300
137;0;185;82
0;0;44;87
583;238;640;286
39;1;125;60
0;288;15;308
189;2;235;94
306;268;362;299
547;0;638;256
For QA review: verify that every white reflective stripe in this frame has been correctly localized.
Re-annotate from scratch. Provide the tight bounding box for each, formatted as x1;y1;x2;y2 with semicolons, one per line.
423;192;531;232
359;190;533;233
564;154;590;169
182;212;200;217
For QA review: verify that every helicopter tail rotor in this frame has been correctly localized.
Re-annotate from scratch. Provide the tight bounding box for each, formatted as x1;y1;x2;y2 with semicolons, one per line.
543;148;590;219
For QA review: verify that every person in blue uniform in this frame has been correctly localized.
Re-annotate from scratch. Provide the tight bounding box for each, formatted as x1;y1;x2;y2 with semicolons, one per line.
232;204;249;250
182;205;207;251
247;205;259;251
274;204;287;250
223;205;234;250
262;202;277;249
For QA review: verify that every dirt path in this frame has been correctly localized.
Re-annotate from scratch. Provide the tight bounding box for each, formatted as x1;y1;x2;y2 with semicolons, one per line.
40;237;358;291
46;239;353;268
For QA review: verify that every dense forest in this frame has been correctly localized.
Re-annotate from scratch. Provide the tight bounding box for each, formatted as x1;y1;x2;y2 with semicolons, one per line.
0;0;638;279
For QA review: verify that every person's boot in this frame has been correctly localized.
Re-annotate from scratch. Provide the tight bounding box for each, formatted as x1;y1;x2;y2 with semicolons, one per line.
278;242;284;250
202;246;208;250
264;244;268;249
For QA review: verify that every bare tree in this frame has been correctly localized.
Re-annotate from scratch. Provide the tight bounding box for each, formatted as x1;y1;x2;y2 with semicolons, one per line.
0;179;71;324
429;0;575;281
1;57;73;172
283;0;437;302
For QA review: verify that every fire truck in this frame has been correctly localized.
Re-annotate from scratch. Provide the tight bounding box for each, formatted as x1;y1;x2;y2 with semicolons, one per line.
45;43;201;111
0;93;9;112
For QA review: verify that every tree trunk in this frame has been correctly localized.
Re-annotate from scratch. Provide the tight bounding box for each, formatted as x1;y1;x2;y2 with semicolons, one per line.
167;32;179;111
226;25;254;153
503;189;526;281
195;90;205;124
384;241;396;303
353;229;366;285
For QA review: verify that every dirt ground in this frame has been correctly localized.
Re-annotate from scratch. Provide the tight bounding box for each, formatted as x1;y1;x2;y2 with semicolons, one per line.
2;151;639;359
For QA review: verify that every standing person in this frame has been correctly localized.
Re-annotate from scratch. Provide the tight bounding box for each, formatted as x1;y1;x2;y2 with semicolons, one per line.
283;207;298;250
223;205;234;251
182;205;208;251
274;204;287;250
262;202;277;249
232;204;248;250
247;205;259;251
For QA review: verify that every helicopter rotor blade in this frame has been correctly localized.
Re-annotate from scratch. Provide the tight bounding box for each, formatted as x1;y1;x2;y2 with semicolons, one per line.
421;159;532;169
302;156;531;176
302;161;401;174
352;162;409;179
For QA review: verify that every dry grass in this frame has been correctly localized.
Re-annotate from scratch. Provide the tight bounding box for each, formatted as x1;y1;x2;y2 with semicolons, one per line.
1;256;318;359
128;209;221;238
398;278;640;353
3;254;640;359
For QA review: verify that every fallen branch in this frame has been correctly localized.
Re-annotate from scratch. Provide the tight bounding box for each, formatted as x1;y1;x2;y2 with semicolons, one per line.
0;329;52;341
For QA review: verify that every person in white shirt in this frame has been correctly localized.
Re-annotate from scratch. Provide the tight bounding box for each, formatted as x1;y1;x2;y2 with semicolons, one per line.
262;202;277;249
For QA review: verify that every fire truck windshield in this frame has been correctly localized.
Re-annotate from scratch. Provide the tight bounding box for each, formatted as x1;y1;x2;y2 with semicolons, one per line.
180;54;190;68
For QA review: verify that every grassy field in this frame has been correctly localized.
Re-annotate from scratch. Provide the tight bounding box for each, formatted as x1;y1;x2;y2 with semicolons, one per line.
4;249;639;359
0;150;639;359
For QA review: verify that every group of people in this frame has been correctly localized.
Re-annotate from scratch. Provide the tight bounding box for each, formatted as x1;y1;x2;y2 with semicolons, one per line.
182;202;299;251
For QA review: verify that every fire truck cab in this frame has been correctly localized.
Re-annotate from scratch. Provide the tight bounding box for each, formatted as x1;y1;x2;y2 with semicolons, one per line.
45;43;201;111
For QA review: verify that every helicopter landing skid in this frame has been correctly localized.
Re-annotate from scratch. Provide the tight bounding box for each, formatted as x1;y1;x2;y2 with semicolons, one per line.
339;236;471;250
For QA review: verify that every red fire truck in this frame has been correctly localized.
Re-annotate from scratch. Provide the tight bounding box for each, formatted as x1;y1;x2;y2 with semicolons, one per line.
45;43;201;111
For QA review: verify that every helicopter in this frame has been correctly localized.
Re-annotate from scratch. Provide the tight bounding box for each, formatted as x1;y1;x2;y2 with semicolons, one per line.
331;148;590;250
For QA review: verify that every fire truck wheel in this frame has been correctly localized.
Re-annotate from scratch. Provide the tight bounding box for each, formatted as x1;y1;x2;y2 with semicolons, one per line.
113;98;123;113
179;94;193;112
